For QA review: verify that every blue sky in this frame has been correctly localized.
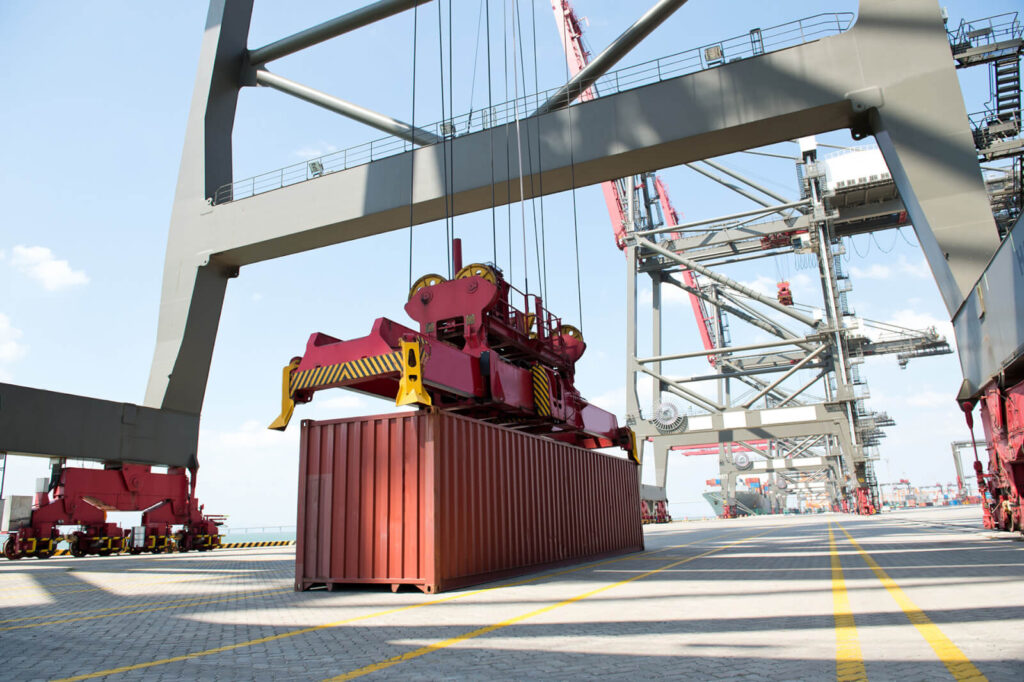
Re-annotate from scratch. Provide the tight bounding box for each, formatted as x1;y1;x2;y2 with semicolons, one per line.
0;1;1016;525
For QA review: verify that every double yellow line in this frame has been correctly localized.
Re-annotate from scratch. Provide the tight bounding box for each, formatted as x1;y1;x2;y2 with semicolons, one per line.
828;521;986;682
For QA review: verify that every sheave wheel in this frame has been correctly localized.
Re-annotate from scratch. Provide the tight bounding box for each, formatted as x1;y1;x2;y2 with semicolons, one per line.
409;274;446;300
559;324;584;342
455;263;497;284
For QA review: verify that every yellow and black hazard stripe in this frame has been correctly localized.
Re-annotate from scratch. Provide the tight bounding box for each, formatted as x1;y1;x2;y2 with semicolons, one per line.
219;540;296;549
49;540;295;555
291;351;402;393
531;364;552;417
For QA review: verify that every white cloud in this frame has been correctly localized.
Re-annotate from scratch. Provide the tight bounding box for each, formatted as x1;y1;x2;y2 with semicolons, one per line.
251;293;263;302
897;254;930;279
885;309;955;342
11;245;89;291
850;263;892;280
737;275;778;297
0;249;6;260
0;313;28;379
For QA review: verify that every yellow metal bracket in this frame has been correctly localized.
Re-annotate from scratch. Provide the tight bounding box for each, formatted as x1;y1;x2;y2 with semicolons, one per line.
627;428;641;466
396;339;432;407
268;358;301;431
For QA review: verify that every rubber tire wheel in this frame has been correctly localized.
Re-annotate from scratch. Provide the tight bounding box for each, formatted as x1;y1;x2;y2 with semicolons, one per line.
3;537;21;561
35;549;52;560
129;547;143;556
70;544;87;558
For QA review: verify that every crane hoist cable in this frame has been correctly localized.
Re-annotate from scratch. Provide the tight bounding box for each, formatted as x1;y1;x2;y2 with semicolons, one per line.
485;0;497;266
503;0;514;285
512;0;548;305
436;0;454;277
557;3;586;332
527;0;549;305
447;0;456;266
511;0;531;298
467;0;486;115
407;4;420;290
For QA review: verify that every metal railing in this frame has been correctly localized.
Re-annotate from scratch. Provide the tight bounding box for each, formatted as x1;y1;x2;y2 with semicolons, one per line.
948;11;1021;53
214;12;854;205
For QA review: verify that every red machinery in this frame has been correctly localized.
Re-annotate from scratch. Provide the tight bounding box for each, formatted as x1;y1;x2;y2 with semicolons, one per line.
855;488;876;516
639;500;672;524
270;243;635;458
776;281;793;306
966;384;1024;533
3;463;222;560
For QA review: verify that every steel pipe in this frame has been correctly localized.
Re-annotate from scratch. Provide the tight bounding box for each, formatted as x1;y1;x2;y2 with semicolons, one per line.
775;370;827;408
662;275;802;342
637;336;817;364
636;200;810;236
742;345;827;408
714;289;813;347
686;163;780;211
701;159;795;207
637;236;820;327
248;0;432;65
255;69;442;146
535;0;690;115
637;365;725;413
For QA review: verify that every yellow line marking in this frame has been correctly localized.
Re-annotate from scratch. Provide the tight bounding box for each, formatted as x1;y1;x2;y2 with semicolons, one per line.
53;528;746;682
326;527;777;681
3;587;290;633
828;523;866;682
836;522;987;682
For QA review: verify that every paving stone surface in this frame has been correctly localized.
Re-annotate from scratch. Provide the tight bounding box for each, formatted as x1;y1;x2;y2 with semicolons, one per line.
1;506;1022;681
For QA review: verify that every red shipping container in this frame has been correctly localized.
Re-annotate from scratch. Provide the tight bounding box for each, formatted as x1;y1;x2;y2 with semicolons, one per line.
296;410;643;593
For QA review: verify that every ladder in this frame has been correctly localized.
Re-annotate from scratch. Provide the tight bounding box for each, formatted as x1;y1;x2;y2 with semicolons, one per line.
864;464;881;509
994;56;1021;124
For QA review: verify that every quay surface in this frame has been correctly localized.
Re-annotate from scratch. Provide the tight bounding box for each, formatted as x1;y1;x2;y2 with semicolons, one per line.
2;506;1022;681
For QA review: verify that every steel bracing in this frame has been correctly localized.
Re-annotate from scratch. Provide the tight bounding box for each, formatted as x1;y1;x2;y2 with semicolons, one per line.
0;0;1008;479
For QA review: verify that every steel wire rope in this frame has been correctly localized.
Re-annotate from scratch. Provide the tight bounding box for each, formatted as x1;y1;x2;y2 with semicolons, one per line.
530;0;549;306
850;233;869;259
513;0;549;305
486;0;497;266
447;0;456;258
407;5;420;290
503;1;514;283
466;0;487;125
871;230;897;254
898;226;918;247
557;3;585;331
436;0;453;277
510;0;530;297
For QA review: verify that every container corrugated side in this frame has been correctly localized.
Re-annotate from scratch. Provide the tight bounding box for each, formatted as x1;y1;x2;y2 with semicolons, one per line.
296;410;642;593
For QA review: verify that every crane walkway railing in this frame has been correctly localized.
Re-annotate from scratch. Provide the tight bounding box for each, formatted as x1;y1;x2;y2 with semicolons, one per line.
214;12;853;206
